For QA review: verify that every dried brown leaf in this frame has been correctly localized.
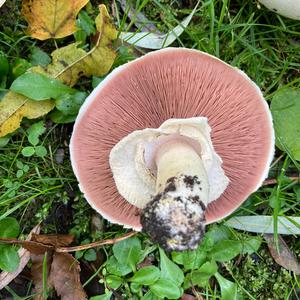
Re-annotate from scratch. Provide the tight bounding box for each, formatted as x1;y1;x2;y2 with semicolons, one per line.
0;225;40;290
264;234;300;274
50;252;86;300
21;0;89;40
31;233;74;248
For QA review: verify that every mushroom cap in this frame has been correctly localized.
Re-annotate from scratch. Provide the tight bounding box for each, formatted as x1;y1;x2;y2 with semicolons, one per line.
258;0;300;20
70;48;274;230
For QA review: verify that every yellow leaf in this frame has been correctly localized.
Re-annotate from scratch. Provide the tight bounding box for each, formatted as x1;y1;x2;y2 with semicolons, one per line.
0;92;55;137
22;0;89;40
44;5;118;86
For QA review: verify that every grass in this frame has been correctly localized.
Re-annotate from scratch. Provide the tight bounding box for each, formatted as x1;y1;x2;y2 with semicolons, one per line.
0;0;300;299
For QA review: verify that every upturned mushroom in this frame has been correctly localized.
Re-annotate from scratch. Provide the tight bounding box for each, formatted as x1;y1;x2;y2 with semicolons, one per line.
70;48;274;251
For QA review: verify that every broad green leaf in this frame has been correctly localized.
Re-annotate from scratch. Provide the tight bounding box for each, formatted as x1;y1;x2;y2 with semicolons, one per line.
0;91;54;138
225;216;300;235
211;240;242;262
0;136;10;147
106;256;132;276
113;237;142;271
0;217;19;238
119;2;199;49
0;245;20;272
205;225;234;244
129;266;160;285
150;278;182;299
191;260;218;287
11;72;75;101
31;47;51;67
106;275;123;289
271;88;300;160
159;248;184;285
240;237;262;255
27;120;46;146
11;58;32;79
90;291;113;300
56;92;87;116
172;248;206;271
130;282;141;293
84;249;96;261
215;272;239;300
22;146;35;157
141;290;160;300
50;110;77;124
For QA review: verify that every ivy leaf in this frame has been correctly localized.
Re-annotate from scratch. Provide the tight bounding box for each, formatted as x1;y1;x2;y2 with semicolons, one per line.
210;240;242;262
270;88;300;160
0;91;54;138
11;72;75;101
128;266;160;285
159;248;184;285
0;245;20;272
21;0;89;40
0;217;19;238
215;272;239;300
113;237;142;271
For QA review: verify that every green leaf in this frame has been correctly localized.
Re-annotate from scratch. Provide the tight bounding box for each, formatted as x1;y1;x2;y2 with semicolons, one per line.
27;120;46;146
211;240;242;262
0;136;10;147
159;248;184;285
31;47;51;67
16;169;24;178
172;248;207;271
106;256;132;276
0;217;19;238
270;88;300;160
50;109;77;124
22;146;35;157
215;272;239;300
0;245;20;272
10;72;75;101
35;145;47;157
130;282;141;293
141;290;160;300
84;249;96;261
56;91;87;115
113;237;142;271
106;275;123;289
0;52;9;78
11;58;32;79
90;291;113;300
240;237;262;255
205;225;234;244
191;260;218;287
129;266;160;285
16;160;23;169
150;278;182;299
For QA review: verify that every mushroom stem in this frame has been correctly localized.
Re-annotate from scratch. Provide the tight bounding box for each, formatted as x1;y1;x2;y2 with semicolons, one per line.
141;141;209;251
155;141;209;204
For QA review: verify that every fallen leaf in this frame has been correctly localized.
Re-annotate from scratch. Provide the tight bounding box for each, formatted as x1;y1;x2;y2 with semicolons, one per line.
264;234;300;274
0;91;55;137
50;252;86;300
225;216;300;235
44;5;117;86
22;0;89;40
119;1;199;49
31;233;74;247
0;225;40;291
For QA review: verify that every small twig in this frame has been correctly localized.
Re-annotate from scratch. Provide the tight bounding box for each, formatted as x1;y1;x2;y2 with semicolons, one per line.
56;231;137;253
263;176;299;186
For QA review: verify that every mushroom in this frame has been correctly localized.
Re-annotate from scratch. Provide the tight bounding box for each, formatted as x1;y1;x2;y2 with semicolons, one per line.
258;0;300;20
70;48;274;251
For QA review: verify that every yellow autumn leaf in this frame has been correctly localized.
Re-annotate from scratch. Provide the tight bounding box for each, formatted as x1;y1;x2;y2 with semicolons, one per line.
22;0;89;40
44;5;118;86
0;92;55;137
